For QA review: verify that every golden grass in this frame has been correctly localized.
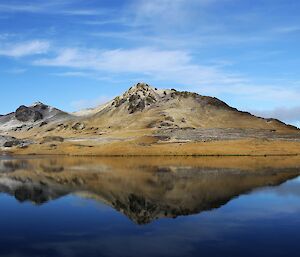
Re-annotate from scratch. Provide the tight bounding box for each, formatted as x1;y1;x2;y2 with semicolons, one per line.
6;137;300;157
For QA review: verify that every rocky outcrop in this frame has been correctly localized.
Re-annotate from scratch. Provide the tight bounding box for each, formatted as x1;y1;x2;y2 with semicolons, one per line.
72;122;85;130
15;105;43;122
0;135;15;147
4;138;31;148
0;135;32;148
111;83;160;114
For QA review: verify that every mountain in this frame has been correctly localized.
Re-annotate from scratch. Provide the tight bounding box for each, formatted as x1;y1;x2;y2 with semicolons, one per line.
78;82;298;131
0;82;300;156
0;102;72;133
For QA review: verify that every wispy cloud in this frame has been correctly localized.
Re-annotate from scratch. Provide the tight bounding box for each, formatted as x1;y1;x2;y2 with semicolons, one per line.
272;26;300;34
34;47;244;87
0;1;105;16
52;71;121;83
54;71;92;78
4;68;27;74
0;40;50;57
130;0;217;27
195;83;300;102
252;106;300;123
59;9;107;16
84;1;288;49
0;3;44;13
82;19;130;26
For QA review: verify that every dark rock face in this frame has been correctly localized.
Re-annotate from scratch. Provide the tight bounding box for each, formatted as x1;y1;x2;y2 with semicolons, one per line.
128;98;146;114
15;105;43;122
0;101;71;133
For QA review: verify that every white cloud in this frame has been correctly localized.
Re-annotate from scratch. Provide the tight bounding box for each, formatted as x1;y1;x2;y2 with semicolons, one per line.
0;40;50;57
34;47;244;86
82;19;129;26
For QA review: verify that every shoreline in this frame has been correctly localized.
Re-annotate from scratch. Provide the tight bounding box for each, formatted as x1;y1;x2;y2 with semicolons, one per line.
2;138;300;157
1;152;300;157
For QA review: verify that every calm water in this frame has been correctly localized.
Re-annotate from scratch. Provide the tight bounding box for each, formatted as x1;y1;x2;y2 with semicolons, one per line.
0;156;300;257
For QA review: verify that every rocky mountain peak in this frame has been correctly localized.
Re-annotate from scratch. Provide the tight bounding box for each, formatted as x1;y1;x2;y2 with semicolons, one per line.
31;101;47;107
112;83;161;114
124;83;159;98
127;82;152;92
0;100;71;133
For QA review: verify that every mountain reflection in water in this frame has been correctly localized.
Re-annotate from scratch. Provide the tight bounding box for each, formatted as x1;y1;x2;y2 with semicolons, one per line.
1;156;300;257
0;156;300;225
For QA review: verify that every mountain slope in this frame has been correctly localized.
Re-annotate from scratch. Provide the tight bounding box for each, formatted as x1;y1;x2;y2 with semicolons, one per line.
79;83;297;132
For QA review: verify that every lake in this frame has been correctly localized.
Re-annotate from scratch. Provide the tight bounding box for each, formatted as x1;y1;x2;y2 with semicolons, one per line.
0;155;300;257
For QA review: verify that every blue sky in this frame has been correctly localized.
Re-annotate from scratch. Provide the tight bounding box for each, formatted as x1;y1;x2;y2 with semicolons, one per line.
0;0;299;126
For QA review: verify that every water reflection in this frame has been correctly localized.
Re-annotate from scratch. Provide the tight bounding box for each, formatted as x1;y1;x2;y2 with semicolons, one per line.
0;156;300;224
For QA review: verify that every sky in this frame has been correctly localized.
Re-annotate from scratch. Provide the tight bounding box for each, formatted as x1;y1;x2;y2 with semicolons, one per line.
0;0;299;127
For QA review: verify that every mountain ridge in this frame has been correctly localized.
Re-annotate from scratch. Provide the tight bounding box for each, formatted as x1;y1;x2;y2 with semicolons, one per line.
1;82;300;156
0;82;298;131
79;82;298;131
